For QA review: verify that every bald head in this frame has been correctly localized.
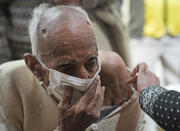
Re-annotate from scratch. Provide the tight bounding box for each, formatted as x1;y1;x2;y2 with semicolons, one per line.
29;4;96;61
38;6;96;61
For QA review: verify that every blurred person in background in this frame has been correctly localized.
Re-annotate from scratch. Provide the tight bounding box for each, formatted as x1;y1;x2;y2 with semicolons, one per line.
0;0;51;64
0;0;131;66
129;0;180;85
0;0;12;64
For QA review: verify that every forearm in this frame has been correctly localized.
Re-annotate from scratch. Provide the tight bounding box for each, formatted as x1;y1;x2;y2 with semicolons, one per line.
139;86;180;130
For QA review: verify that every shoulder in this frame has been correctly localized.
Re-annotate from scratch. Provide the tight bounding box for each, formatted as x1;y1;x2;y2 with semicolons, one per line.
98;50;128;82
0;60;29;77
98;50;127;71
0;60;34;92
0;60;35;130
0;60;35;97
0;60;33;85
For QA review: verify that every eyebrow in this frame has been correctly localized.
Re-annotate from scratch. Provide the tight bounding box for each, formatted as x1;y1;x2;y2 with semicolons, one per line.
53;53;98;68
87;53;98;60
54;61;74;68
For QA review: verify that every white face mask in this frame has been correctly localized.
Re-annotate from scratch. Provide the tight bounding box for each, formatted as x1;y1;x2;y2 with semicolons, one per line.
37;58;101;101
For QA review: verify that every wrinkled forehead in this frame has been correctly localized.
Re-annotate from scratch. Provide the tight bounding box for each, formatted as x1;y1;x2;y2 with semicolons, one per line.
37;6;97;63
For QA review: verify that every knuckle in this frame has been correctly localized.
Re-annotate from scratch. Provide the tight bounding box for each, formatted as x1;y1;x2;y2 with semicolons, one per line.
58;105;67;113
74;106;86;114
85;110;100;120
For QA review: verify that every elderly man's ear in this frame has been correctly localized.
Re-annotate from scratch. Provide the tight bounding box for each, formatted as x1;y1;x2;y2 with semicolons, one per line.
24;53;44;82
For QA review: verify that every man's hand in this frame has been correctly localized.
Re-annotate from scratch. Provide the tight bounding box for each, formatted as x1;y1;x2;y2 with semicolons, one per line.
55;77;105;131
128;62;160;93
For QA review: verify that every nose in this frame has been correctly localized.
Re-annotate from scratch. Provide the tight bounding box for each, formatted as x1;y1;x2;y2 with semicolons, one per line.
76;66;90;79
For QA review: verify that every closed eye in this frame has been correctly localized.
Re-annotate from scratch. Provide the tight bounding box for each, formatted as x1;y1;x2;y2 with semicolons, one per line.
54;62;75;73
85;56;98;72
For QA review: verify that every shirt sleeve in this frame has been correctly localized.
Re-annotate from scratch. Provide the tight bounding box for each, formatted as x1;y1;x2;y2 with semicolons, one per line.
0;106;17;131
139;85;180;130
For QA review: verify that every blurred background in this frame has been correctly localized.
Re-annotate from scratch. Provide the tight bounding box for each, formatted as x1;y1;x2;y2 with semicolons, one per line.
0;0;180;130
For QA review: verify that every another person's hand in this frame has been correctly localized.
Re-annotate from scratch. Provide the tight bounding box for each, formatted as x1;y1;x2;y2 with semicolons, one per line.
55;77;105;131
128;62;160;93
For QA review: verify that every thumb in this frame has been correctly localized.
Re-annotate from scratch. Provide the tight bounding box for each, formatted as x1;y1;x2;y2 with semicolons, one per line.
138;62;148;73
128;76;137;90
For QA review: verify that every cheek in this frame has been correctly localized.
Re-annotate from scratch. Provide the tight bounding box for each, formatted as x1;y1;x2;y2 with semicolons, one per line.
88;63;99;77
91;64;99;72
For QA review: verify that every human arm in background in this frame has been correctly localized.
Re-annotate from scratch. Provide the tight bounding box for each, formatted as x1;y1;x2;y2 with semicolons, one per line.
129;63;180;130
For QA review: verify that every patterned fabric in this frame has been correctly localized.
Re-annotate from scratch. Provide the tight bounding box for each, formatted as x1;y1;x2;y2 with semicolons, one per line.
139;86;180;131
139;86;167;116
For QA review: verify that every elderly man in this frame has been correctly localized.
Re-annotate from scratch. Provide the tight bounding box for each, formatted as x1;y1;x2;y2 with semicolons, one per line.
0;4;145;131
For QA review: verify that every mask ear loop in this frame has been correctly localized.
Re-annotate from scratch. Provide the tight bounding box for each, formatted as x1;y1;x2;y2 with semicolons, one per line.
35;57;53;94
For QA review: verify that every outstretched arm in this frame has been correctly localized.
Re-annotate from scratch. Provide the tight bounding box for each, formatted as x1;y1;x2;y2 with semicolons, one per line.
140;85;180;130
129;62;180;130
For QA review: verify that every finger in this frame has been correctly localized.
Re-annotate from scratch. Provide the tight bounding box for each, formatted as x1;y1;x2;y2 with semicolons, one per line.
128;76;137;89
131;62;148;76
89;75;100;90
73;76;101;112
138;62;148;73
85;85;105;121
87;83;105;113
131;64;139;77
80;76;100;103
58;87;73;110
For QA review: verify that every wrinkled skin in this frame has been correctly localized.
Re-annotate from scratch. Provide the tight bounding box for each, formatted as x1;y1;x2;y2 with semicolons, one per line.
55;77;105;131
24;7;132;131
128;62;160;93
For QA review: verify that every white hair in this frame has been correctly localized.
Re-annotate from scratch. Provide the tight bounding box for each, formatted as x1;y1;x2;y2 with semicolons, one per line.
29;3;92;60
